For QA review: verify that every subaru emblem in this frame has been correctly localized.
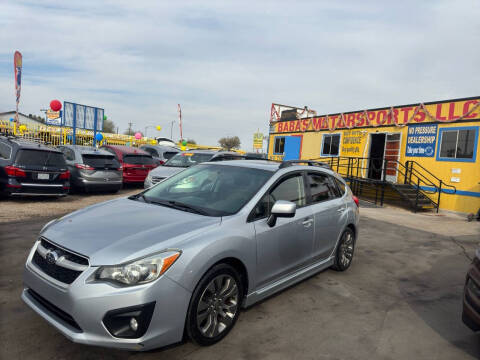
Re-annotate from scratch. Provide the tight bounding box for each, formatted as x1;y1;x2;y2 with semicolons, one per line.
45;250;59;265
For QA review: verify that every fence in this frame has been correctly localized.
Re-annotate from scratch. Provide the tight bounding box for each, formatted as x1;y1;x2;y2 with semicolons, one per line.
0;120;233;151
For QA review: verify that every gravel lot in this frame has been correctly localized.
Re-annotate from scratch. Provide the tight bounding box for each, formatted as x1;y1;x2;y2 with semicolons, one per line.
0;187;140;223
0;194;479;359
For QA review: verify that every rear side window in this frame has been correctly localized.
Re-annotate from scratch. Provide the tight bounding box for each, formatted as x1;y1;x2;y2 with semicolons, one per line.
15;150;66;167
0;142;12;159
82;155;120;169
334;178;346;196
307;172;338;203
123;155;154;165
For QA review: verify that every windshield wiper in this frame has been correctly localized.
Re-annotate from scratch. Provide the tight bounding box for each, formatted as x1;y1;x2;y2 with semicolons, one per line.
128;193;150;203
148;199;209;216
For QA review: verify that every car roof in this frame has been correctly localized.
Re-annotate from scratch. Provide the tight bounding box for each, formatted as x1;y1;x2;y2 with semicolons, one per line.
201;159;339;177
60;145;114;156
101;145;150;156
0;137;62;152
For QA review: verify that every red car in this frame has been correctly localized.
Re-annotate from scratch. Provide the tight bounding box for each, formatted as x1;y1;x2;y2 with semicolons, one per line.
101;145;157;184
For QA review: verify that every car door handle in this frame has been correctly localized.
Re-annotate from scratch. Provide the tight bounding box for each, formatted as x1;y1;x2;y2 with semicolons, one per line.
337;207;347;213
302;218;313;228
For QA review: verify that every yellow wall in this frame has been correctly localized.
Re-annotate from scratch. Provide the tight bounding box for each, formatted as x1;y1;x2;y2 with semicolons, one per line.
267;97;480;214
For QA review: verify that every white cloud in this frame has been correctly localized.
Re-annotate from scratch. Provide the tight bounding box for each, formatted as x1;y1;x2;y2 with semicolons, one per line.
0;0;479;150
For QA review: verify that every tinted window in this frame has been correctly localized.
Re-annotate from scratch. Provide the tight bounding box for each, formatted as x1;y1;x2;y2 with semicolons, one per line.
322;134;340;156
0;142;11;159
82;155;120;169
123;155;154;165
164;153;213;167
143;164;272;216
61;148;75;161
15;150;66;167
334;178;346;195
307;172;338;203
143;148;159;157
164;151;178;160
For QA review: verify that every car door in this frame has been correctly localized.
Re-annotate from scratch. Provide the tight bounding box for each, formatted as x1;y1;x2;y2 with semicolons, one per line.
252;172;315;289
306;171;348;261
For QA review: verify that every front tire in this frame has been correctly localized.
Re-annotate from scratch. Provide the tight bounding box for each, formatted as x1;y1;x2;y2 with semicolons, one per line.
186;264;243;346
331;228;355;271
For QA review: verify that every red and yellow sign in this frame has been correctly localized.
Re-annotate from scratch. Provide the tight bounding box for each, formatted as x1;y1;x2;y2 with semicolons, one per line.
274;98;480;133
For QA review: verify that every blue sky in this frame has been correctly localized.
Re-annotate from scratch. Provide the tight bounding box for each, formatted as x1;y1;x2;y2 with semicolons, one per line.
1;0;479;149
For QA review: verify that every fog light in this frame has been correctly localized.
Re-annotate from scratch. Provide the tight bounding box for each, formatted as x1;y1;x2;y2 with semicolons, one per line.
130;317;138;331
103;302;155;339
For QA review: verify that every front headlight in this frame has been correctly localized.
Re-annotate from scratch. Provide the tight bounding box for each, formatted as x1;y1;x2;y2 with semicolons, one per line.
95;250;181;286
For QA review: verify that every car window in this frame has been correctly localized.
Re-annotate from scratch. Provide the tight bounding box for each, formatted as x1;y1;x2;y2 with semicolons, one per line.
143;148;159;157
164;153;213;167
123;155;154;165
143;164;272;216
334;178;346;196
15;150;66;167
164;151;179;160
252;174;306;220
61;148;75;161
82;155;120;169
307;172;338;203
0;142;12;159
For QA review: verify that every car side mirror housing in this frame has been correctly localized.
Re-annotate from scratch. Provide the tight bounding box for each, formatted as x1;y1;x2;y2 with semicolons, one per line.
267;200;296;227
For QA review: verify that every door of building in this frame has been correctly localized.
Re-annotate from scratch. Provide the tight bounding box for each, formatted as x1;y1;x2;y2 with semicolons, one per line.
368;133;386;180
283;136;302;160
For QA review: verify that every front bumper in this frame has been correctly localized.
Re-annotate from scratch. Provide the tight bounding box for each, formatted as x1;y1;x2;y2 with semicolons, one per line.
22;244;192;351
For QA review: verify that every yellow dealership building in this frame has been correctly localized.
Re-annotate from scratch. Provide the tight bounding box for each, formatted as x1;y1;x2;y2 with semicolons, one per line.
267;97;480;214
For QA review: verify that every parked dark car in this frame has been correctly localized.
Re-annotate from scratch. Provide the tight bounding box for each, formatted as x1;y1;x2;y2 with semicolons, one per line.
0;136;70;197
139;144;180;165
57;145;123;193
462;249;480;332
101;145;157;184
144;150;244;188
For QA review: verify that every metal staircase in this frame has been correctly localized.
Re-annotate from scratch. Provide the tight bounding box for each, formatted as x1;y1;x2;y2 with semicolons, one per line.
314;156;456;212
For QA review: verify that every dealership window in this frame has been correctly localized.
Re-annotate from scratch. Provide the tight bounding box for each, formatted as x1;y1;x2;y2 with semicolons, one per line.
321;134;341;156
437;127;478;162
274;137;285;154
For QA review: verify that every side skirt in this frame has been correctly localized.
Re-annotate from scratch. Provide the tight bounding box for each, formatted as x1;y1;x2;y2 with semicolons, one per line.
243;256;335;308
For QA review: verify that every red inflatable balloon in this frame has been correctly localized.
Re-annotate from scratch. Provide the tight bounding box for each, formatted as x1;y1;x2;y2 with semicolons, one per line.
50;100;62;112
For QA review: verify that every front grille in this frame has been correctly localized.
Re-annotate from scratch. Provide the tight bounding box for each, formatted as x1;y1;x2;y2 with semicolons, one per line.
27;289;82;332
32;239;88;284
151;176;165;184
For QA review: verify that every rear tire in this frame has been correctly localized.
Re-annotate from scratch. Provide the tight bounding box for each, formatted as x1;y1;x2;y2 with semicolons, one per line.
186;264;243;346
331;228;355;271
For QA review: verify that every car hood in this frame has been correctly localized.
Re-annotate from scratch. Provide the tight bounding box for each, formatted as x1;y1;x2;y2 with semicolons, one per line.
41;198;221;265
149;166;185;178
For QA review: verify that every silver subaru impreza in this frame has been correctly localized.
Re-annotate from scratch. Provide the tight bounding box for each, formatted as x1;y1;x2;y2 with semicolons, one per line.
22;160;359;351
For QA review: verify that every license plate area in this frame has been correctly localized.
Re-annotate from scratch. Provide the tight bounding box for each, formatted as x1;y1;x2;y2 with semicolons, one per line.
37;173;50;180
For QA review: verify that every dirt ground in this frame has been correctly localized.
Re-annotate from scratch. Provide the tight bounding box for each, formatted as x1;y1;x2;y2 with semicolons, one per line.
0;196;479;359
0;187;140;223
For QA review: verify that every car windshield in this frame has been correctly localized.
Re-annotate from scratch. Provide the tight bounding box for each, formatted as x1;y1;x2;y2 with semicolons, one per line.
140;164;273;216
164;152;213;167
15;149;66;167
123;154;154;165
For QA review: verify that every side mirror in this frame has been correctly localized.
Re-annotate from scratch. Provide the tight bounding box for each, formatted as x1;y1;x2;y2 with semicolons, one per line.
267;200;296;227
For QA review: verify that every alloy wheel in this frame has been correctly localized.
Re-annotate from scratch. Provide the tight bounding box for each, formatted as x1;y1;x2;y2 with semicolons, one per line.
340;231;354;267
196;274;239;338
